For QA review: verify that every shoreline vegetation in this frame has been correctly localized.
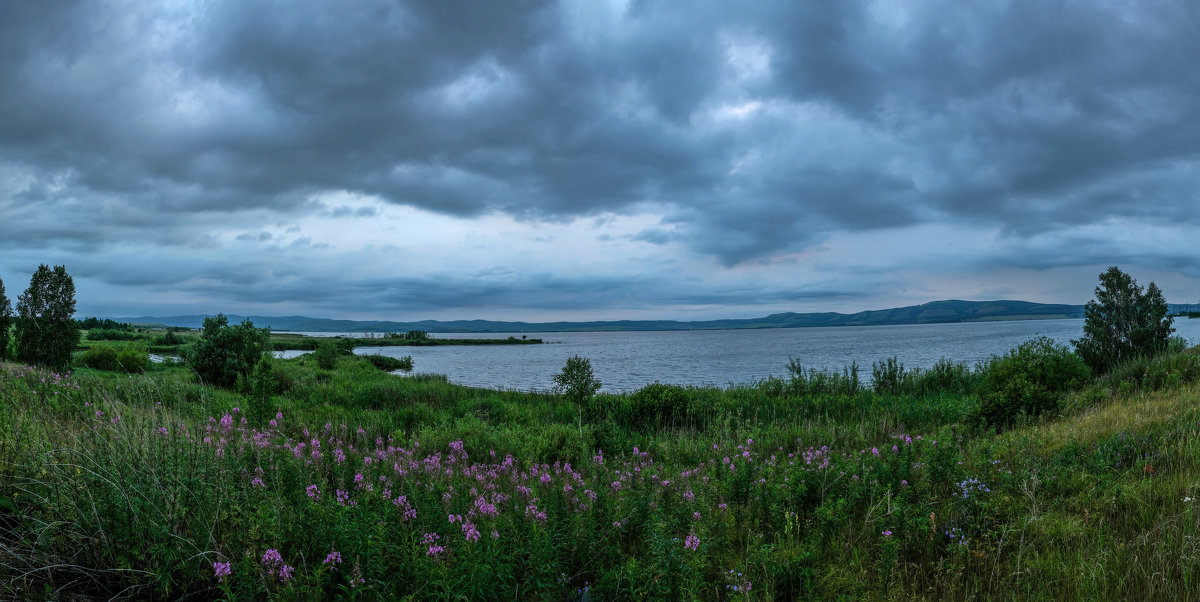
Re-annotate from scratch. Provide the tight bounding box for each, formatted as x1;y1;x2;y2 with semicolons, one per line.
269;332;544;352
76;327;543;360
4;331;1200;597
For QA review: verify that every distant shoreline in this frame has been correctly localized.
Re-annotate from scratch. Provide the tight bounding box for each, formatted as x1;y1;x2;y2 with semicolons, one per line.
115;299;1087;334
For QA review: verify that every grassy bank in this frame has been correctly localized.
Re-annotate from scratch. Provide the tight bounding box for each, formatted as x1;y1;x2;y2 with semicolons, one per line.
2;346;1200;599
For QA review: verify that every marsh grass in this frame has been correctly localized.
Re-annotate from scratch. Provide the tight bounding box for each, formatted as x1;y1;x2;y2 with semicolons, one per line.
2;344;1200;599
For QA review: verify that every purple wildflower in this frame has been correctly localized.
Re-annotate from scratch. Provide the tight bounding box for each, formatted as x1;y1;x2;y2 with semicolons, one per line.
213;561;231;582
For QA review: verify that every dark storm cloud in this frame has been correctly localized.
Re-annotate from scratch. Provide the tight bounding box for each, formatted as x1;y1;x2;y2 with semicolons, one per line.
3;0;1200;316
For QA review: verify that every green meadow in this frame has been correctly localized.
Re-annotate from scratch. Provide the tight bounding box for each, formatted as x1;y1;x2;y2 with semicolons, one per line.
3;332;1200;599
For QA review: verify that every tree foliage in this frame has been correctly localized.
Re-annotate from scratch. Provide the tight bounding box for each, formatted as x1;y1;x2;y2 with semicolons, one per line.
14;264;80;370
314;339;339;370
553;355;602;404
183;314;271;388
1073;266;1174;372
0;276;12;361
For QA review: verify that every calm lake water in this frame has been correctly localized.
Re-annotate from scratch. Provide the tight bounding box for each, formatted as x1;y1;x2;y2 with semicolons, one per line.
339;318;1200;393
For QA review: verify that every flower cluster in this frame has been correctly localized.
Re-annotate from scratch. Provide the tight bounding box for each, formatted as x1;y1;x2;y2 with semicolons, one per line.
262;548;294;583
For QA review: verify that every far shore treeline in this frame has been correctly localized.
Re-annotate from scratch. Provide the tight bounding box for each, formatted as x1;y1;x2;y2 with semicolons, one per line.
2;264;1199;598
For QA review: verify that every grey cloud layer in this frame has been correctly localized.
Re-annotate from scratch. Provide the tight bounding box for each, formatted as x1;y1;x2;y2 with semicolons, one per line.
2;1;1199;314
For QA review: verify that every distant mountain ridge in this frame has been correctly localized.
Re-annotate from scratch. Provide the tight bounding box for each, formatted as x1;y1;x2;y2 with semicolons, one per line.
114;299;1085;333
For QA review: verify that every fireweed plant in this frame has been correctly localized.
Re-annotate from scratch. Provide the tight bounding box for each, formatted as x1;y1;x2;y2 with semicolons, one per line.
3;343;1200;598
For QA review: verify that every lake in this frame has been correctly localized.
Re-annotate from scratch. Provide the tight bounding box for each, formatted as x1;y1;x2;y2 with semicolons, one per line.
339;318;1200;393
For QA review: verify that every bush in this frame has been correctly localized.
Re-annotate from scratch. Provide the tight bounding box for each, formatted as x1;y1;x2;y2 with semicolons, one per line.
314;340;339;370
1104;347;1200;393
976;337;1090;429
80;343;149;373
626;382;704;430
152;330;183;346
80;346;120;371
116;343;149;373
1073;266;1174;372
247;354;274;427
182;314;270;388
786;358;861;396
86;328;141;341
362;354;413;372
871;357;905;395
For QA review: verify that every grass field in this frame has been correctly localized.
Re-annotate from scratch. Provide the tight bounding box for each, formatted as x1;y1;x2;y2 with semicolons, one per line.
2;343;1200;599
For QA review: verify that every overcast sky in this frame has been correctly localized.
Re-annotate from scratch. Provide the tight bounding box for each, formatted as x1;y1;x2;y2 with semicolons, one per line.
2;1;1199;321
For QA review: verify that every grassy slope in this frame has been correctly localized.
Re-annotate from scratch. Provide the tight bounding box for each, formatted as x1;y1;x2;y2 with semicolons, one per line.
1;350;1199;599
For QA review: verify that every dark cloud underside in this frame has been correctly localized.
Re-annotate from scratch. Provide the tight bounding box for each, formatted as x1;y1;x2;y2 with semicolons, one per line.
2;1;1199;316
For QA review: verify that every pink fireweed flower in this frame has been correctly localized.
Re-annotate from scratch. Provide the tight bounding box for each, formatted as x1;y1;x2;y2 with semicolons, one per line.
882;530;893;537
693;512;702;520
423;532;445;556
871;447;880;457
213;561;231;582
262;548;294;582
462;521;481;542
324;550;342;569
683;490;695;502
306;484;320;501
684;534;700;551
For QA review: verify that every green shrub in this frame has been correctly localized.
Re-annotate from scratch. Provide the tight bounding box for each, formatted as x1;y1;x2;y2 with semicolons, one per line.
627;382;692;430
80;345;120;371
906;358;978;396
86;329;141;341
182;314;270;388
786;358;861;396
247;354;274;427
151;330;183;346
1104;347;1200;393
871;357;905;395
976;336;1090;429
115;343;149;373
362;354;413;372
80;343;149;373
314;340;339;370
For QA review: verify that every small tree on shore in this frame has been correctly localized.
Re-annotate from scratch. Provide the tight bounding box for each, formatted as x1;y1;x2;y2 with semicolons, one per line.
553;355;602;405
0;276;12;361
14;265;80;370
1072;266;1174;372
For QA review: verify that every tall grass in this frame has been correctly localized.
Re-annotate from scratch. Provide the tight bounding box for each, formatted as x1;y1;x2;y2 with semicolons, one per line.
3;343;1200;598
